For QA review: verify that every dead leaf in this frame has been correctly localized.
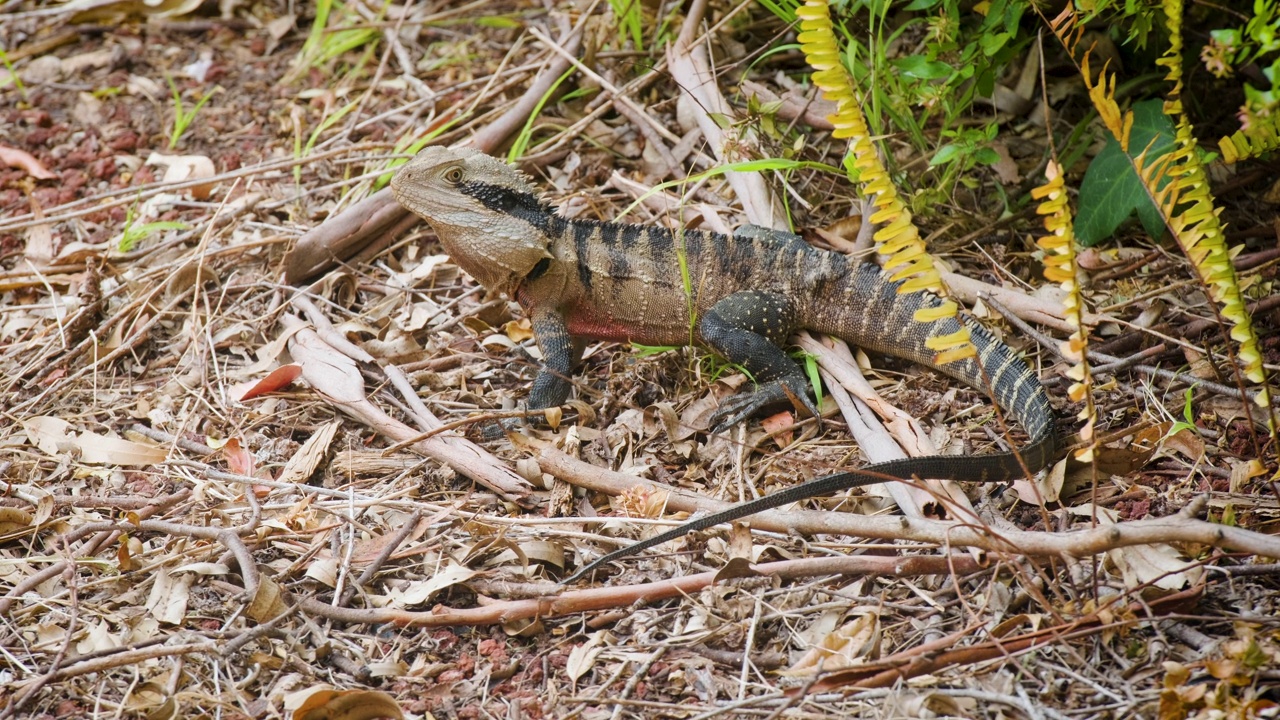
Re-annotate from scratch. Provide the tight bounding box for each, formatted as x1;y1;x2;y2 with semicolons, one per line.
219;437;255;477
68;0;205;23
566;631;606;686
0;508;36;535
780;613;880;675
391;562;477;607
237;363;304;401
988;141;1021;184
123;680;176;720
760;410;795;449
145;566;193;624
503;317;535;342
145;152;217;199
1161;427;1205;462
21;416;167;465
246;575;288;622
275;419;340;485
0;145;56;179
288;687;404;720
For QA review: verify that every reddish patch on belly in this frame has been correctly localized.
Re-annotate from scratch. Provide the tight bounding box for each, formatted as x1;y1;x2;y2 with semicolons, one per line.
564;304;637;342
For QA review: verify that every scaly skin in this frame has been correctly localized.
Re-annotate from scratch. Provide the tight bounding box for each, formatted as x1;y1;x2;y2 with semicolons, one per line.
391;146;1059;584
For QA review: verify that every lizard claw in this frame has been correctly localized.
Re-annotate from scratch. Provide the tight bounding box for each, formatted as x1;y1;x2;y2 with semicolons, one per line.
709;374;821;434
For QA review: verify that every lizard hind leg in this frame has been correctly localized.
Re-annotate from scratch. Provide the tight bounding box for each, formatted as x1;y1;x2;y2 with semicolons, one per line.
698;291;819;433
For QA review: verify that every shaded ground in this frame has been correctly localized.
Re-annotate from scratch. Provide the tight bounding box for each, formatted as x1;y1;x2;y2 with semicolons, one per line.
2;1;1279;718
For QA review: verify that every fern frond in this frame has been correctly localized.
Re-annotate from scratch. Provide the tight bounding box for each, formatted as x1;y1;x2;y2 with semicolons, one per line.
1033;161;1095;461
1219;122;1280;164
796;0;973;363
1055;0;1275;444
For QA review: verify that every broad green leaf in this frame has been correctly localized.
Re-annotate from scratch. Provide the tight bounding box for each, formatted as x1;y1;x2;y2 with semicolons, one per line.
1076;99;1178;246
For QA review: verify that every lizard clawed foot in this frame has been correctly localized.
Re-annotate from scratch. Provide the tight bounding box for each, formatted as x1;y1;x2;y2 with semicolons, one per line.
709;374;821;434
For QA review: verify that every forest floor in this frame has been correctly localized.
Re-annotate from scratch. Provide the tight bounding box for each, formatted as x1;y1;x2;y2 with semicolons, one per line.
2;1;1279;718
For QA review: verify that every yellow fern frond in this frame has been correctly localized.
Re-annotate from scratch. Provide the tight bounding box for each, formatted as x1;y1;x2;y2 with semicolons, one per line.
1219;122;1280;164
1033;161;1095;460
796;0;973;362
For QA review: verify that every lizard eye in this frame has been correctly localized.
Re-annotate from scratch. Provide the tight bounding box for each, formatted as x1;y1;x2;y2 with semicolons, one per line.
443;166;464;185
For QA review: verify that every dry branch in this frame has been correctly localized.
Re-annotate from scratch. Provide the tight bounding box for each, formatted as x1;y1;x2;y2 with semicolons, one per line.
532;445;1280;560
300;553;985;627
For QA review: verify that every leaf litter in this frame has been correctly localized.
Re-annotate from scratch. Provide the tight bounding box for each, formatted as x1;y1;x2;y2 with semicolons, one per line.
1;1;1279;718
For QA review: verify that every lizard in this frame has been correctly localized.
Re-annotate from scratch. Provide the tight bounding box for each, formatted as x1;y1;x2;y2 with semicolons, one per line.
389;146;1059;585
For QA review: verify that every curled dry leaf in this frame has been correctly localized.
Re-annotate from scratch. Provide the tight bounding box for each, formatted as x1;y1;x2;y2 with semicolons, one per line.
287;687;404;720
145;152;217;200
390;562;477;607
123;680;176;720
780;613;880;676
237;363;304;402
274;418;339;484
21;416;167;466
0;507;36;535
0;145;56;179
246;575;288;622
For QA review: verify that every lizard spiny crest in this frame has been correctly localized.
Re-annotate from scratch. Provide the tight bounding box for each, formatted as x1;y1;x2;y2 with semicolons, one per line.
391;146;554;294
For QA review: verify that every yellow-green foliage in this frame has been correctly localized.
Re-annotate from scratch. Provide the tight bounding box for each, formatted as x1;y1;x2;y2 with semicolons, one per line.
1052;0;1273;434
795;0;973;365
1033;161;1096;462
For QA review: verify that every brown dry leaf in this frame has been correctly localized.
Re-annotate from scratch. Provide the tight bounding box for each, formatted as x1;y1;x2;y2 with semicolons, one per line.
144;566;193;625
236;363;304;401
390;562;476;607
814;217;863;253
145;152;217;199
1093;423;1166;476
1013;455;1066;505
988;141;1022;184
503;317;535;342
566;631;607;686
246;575;288;622
760;410;795;449
612;484;668;519
1161;427;1205;462
304;557;339;587
0;507;36;535
67;0;205;21
275;419;340;485
0;145;56;179
1069;505;1204;591
25;222;55;266
780;613;880;676
899;693;977;717
123;680;175;720
21;416;167;465
218;437;255;477
517;540;565;569
288;687;404;720
1229;458;1266;494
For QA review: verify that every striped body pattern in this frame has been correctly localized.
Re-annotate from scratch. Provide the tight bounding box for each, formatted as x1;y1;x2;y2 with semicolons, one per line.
391;147;1058;583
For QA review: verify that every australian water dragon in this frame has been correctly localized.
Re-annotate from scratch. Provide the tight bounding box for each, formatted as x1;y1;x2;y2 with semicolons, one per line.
390;147;1059;584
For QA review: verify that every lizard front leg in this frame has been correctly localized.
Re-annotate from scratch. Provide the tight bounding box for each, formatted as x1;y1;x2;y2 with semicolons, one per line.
527;304;584;412
699;291;820;432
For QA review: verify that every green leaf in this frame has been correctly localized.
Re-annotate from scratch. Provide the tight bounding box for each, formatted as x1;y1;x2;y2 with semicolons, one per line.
475;16;521;29
974;147;1001;165
1076;99;1178;246
930;143;961;166
891;56;953;80
980;31;1012;56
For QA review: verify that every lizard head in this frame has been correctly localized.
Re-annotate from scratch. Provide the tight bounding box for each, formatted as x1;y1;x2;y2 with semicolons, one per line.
391;146;554;295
